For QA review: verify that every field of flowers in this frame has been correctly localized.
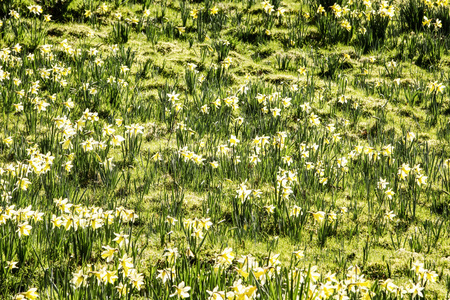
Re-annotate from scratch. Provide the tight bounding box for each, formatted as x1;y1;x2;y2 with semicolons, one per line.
0;0;450;298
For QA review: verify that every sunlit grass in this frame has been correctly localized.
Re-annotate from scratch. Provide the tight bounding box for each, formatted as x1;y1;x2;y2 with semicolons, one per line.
0;0;449;298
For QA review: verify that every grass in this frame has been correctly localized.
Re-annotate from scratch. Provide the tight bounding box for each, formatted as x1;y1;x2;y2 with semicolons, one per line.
0;0;450;299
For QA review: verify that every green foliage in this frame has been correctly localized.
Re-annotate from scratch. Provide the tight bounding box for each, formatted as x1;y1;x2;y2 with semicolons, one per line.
110;20;131;44
316;13;352;45
0;0;450;298
399;0;427;32
353;13;390;53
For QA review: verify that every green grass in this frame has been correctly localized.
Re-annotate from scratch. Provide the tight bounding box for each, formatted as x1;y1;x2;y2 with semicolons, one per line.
0;0;450;298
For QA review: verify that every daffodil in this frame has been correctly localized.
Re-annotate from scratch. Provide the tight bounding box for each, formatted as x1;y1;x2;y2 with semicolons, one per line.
210;6;219;15
217;248;235;265
119;253;134;275
293;250;304;259
6;260;18;271
101;245;118;262
21;288;39;300
28;5;43;15
157;268;176;283
229;135;240;146
71;270;88;288
385;188;395;199
311;211;326;222
16;222;32;238
129;270;145;290
408;281;424;298
170;281;191;298
102;270;118;284
113;232;129;247
384;211;396;221
406;131;415;142
416;174;428;186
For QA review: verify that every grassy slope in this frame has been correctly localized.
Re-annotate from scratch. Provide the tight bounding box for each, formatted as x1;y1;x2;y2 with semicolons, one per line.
1;0;450;298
